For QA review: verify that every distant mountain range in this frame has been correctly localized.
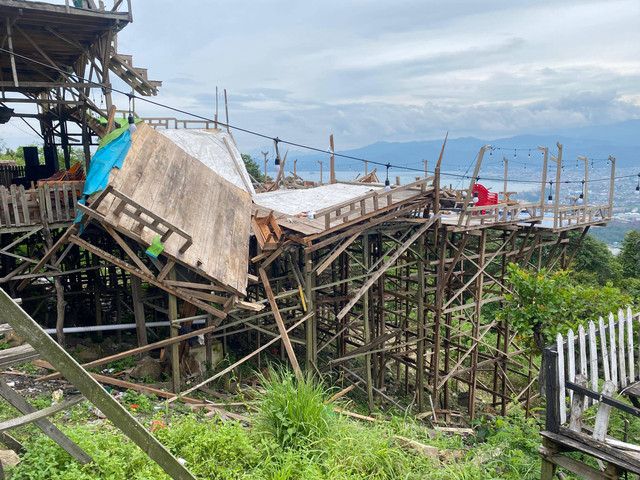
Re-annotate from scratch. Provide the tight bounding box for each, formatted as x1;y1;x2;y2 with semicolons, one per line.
249;119;640;173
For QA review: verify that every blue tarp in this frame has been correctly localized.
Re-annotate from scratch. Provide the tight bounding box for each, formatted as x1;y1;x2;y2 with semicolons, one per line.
83;129;132;196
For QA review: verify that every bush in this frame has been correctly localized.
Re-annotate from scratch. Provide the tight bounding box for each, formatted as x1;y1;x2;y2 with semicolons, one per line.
254;366;334;450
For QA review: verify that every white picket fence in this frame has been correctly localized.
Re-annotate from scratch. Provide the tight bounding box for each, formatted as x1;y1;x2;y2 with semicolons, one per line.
555;307;639;424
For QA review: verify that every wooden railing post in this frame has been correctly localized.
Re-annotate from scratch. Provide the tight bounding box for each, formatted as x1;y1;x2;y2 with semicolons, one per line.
544;347;560;433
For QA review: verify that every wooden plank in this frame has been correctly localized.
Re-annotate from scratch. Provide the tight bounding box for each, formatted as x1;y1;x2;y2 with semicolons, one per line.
579;325;589;408
258;267;303;380
589;321;599;397
0;344;39;369
0;396;84;433
9;185;20;227
172;312;313;402
627;307;635;383
102;223;153;276
0;290;198;480
0;187;11;227
618;310;627;387
609;313;618;387
593;380;615;442
16;224;79;291
315;232;360;275
567;329;576;406
542;429;640;475
557;333;567;424
539;446;618;480
568;375;587;432
39;323;219;382
599;316;611;382
18;185;29;224
0;377;91;464
69;234;226;319
336;213;440;321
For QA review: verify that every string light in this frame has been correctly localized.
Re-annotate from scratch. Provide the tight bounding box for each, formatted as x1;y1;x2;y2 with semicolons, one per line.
636;174;640;195
384;164;391;192
1;47;636;188
578;180;585;205
127;93;136;133
546;181;554;205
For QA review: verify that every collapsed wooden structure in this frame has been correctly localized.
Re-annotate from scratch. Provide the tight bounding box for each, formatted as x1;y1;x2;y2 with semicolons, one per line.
0;2;624;478
1;118;617;420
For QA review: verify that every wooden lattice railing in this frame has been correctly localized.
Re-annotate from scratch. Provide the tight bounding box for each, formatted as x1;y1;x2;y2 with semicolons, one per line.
0;182;84;230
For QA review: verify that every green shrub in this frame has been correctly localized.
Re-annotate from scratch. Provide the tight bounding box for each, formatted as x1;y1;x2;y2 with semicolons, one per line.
254;366;334;450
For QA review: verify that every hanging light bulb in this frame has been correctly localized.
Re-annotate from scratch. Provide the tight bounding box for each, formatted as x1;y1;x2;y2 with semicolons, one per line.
546;182;553;205
384;163;391;192
636;174;640;195
528;151;531;158
274;154;281;173
514;150;517;158
577;180;585;205
128;114;137;133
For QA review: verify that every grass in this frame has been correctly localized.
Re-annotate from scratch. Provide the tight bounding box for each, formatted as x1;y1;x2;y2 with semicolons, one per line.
4;367;549;480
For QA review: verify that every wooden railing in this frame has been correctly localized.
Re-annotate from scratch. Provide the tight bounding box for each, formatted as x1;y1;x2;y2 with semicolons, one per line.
314;176;435;230
457;200;542;228
543;204;612;230
0;182;84;230
0;165;25;188
540;307;640;479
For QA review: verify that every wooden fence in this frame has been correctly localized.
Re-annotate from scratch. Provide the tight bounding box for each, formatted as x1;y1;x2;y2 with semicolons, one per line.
0;182;84;230
540;307;640;479
0;165;25;188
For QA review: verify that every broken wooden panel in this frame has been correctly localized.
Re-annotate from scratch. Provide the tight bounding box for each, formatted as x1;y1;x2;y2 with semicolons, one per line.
91;123;251;295
251;210;282;250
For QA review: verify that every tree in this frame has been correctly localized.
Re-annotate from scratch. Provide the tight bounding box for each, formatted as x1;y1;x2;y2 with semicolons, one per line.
569;232;621;285
502;263;631;354
242;154;265;183
619;229;640;278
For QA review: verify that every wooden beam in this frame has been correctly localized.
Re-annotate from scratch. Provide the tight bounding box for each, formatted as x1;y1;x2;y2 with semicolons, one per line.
0;396;85;433
39;323;219;382
0;290;198;480
170;312;313;401
68;234;226;319
0;377;91;463
336;214;440;321
259;267;303;380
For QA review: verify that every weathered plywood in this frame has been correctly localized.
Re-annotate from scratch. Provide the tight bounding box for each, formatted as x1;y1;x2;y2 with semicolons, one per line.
94;123;251;295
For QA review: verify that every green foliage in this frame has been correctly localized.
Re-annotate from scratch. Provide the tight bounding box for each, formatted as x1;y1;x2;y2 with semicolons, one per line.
255;366;334;450
619;229;640;278
242;153;265;183
121;390;157;414
502;263;631;352
569;233;621;285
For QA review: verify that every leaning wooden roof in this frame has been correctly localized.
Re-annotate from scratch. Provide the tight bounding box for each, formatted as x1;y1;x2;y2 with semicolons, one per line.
92;123;252;295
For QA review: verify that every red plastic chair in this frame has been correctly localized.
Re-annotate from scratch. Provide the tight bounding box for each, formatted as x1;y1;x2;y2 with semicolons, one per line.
472;184;498;214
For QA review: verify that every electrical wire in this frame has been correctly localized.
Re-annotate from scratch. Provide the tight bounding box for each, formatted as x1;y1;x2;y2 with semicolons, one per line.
0;46;638;186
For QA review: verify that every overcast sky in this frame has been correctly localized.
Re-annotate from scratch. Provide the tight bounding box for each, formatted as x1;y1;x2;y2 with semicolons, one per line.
3;0;640;154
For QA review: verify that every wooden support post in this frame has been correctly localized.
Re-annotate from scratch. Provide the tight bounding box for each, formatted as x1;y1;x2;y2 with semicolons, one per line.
168;269;180;394
130;275;148;354
362;233;374;410
258;268;303;380
330;134;336;184
304;252;316;369
416;236;425;413
0;290;198;480
468;229;487;420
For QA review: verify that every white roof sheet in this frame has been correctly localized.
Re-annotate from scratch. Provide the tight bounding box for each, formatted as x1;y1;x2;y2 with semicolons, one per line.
159;129;255;194
253;183;378;216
